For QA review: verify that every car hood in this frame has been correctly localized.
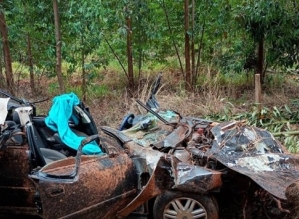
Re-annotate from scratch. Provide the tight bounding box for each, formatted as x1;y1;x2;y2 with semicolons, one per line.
207;121;299;200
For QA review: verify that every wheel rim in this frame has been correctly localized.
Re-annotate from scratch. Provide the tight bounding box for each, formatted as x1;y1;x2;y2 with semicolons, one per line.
163;197;207;219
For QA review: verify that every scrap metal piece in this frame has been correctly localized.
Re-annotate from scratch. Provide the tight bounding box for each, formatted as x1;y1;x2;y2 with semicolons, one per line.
117;141;222;217
120;110;180;147
117;157;174;218
172;160;222;193
117;154;222;218
153;124;191;149
125;141;164;172
207;121;299;200
101;126;132;144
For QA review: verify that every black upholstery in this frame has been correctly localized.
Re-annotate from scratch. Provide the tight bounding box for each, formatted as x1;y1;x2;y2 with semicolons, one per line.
32;115;90;154
40;148;67;164
26;124;67;167
26;124;47;167
10;111;70;165
5;120;16;128
12;111;20;125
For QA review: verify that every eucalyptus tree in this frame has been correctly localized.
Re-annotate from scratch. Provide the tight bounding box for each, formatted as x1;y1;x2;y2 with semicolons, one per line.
4;0;58;93
100;0;176;92
63;0;103;100
0;46;4;87
184;0;191;90
235;0;299;83
10;0;49;93
53;0;64;93
0;0;14;94
186;0;233;89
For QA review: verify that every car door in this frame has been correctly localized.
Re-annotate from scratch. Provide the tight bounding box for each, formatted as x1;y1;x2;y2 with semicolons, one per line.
31;152;138;219
0;145;38;218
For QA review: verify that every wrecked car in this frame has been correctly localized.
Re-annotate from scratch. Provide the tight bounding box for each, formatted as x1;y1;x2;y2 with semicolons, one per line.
1;75;299;219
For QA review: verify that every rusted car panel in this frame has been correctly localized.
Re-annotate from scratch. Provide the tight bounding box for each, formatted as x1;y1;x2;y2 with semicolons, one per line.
117;157;173;218
97;126;223;217
207;121;299;200
125;140;222;191
172;161;222;193
117;150;222;218
0;145;37;216
33;153;138;219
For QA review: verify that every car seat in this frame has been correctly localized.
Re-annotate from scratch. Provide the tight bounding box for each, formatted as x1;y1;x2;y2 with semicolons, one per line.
12;111;67;166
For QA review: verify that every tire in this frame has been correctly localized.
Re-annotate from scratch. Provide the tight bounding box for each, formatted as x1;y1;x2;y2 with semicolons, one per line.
153;191;219;219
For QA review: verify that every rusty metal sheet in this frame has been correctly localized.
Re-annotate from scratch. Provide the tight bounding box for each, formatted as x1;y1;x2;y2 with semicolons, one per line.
0;145;38;216
125;140;222;191
172;160;222;193
208;121;299;200
117;157;174;218
117;141;222;217
153;124;191;149
33;153;138;219
117;152;222;218
125;141;165;172
101;126;132;143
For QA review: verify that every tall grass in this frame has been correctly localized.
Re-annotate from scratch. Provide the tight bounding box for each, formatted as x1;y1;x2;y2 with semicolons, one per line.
10;60;299;153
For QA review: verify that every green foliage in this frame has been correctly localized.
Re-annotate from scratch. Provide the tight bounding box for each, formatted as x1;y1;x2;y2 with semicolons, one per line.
2;0;299;91
207;99;299;153
48;82;60;95
236;0;299;69
48;81;110;99
87;84;110;98
196;71;253;91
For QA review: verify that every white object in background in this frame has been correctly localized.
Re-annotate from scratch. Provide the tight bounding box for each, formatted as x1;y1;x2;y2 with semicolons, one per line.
0;98;10;125
14;107;33;126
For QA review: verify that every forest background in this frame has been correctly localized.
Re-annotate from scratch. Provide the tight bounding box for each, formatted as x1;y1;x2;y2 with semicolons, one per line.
1;0;299;152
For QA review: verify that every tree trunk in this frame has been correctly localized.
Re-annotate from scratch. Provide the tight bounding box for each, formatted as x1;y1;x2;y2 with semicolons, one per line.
126;16;134;91
184;0;191;91
161;0;184;77
0;44;4;88
191;0;195;88
27;34;35;94
0;1;14;94
81;34;86;102
195;20;206;83
257;37;264;84
53;0;65;93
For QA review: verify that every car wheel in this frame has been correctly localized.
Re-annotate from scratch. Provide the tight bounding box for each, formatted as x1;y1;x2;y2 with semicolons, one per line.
153;191;218;219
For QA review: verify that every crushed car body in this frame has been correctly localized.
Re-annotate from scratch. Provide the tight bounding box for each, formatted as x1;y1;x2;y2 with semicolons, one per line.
1;75;299;219
208;121;299;200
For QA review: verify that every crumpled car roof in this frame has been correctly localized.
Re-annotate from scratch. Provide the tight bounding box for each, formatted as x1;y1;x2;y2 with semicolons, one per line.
207;121;299;200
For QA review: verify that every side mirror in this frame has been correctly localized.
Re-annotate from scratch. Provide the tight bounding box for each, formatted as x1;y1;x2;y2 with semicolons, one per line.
30;135;100;183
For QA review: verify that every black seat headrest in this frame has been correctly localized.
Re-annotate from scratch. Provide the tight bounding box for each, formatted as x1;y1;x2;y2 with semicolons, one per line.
12;111;20;125
5;120;16;128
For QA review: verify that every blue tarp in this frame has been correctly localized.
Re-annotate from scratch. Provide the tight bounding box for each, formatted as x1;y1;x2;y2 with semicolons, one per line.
45;93;103;155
